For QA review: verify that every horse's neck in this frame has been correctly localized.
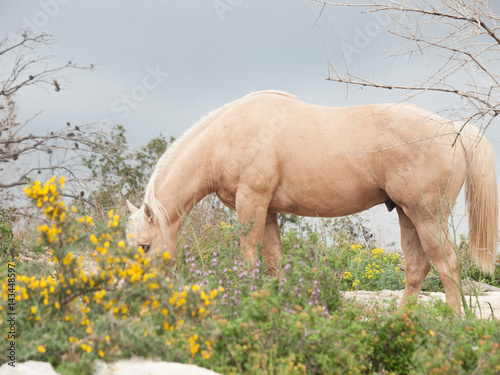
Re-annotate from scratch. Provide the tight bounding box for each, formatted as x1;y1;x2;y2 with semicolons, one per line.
155;145;213;222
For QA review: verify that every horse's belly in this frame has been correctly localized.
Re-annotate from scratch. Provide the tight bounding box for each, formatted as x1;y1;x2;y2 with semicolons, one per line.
269;178;388;218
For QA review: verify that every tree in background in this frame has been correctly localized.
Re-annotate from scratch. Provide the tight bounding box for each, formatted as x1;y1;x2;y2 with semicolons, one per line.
0;32;114;207
312;0;500;131
84;125;173;211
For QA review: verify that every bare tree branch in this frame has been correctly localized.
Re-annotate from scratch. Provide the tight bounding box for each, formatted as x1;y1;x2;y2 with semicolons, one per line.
0;31;115;208
311;0;500;131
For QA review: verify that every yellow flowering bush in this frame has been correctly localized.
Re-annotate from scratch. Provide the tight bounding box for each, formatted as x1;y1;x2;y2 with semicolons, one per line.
342;244;406;291
0;177;222;368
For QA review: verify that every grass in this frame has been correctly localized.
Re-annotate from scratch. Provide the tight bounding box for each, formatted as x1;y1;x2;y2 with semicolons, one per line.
1;177;500;375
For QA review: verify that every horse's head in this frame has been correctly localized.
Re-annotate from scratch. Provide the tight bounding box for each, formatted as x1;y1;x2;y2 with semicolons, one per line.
126;200;165;253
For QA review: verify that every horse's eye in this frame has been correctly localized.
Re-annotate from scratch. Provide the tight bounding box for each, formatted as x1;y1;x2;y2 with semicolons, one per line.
140;244;151;253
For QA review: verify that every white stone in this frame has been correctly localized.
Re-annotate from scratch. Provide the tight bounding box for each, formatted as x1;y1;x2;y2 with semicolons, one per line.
342;290;500;319
94;359;221;375
0;361;59;375
0;360;221;375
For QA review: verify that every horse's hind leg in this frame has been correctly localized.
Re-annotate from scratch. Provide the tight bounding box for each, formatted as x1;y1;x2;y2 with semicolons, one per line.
403;207;461;314
397;207;431;307
262;213;282;276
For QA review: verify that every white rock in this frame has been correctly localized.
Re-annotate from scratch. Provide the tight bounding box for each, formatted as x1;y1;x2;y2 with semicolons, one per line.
94;359;222;375
0;361;59;375
0;360;221;375
342;290;500;319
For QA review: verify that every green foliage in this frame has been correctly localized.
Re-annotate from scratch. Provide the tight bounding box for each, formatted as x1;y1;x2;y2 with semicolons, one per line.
3;177;500;374
457;234;500;288
84;125;173;209
0;208;22;263
340;245;407;291
279;214;375;247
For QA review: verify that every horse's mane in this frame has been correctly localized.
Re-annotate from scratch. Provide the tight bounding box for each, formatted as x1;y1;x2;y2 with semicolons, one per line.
136;90;294;240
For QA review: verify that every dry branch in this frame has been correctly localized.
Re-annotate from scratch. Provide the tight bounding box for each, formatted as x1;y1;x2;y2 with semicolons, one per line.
311;0;500;131
0;31;113;208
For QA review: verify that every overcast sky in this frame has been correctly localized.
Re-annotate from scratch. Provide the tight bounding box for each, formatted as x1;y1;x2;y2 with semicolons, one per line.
3;0;481;141
2;0;500;247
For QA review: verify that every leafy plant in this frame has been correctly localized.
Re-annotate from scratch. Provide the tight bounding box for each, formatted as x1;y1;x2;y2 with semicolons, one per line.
83;125;173;209
0;208;22;263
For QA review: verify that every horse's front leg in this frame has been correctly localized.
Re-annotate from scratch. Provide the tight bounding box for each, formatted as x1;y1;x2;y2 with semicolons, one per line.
262;213;282;277
235;184;273;268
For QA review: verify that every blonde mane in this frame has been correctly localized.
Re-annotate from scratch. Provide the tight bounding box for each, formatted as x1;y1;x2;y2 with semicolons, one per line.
136;90;295;240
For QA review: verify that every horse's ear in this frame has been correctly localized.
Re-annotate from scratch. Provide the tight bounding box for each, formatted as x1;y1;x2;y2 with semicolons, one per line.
127;200;139;214
144;202;155;223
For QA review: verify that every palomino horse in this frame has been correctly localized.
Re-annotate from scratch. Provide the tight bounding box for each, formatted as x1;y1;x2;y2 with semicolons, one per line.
127;90;498;313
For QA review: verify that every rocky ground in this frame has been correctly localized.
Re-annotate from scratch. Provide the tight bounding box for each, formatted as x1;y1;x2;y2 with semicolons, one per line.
343;288;500;320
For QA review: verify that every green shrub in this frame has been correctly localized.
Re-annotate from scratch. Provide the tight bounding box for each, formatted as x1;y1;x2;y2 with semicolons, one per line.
0;208;23;263
458;234;500;288
1;177;499;375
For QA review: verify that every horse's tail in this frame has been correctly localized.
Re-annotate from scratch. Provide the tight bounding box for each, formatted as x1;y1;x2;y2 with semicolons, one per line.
460;123;498;274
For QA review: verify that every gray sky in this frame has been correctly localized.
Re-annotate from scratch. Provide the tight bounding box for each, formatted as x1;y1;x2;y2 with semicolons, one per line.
2;1;342;143
2;0;499;247
2;1;498;144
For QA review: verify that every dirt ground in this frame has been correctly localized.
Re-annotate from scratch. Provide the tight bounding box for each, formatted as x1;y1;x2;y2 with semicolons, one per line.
342;289;500;319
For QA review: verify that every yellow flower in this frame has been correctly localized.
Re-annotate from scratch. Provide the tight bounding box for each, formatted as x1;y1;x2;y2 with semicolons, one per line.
372;248;384;257
342;271;352;280
98;350;104;357
31;306;37;314
38;345;46;353
189;334;200;356
429;330;435;336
